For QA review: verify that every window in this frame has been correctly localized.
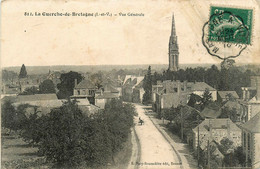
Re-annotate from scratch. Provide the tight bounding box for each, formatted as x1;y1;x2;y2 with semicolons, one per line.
248;134;250;151
77;90;80;95
89;90;95;96
243;132;246;148
174;88;177;92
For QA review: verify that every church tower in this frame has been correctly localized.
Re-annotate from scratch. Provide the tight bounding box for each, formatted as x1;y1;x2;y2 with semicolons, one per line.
168;13;179;71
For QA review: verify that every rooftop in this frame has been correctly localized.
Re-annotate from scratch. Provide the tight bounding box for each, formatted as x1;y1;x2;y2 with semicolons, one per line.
193;118;241;133
96;84;119;93
187;82;216;91
242;112;260;133
75;79;96;89
200;107;222;119
218;91;239;99
2;94;58;103
95;92;119;99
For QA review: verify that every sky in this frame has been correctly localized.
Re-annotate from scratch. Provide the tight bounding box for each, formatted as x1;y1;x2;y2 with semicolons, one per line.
1;0;259;67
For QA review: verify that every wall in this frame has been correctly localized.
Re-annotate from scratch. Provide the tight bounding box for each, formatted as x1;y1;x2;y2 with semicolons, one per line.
253;133;260;168
192;90;217;101
95;98;106;109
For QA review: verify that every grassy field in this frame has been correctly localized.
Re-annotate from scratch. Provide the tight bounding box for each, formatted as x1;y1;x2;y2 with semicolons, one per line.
1;132;49;169
1;131;132;169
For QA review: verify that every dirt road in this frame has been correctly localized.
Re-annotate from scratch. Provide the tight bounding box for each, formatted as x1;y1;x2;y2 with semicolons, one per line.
132;104;182;169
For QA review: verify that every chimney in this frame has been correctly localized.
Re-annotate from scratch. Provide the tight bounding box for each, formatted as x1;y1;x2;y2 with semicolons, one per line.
177;80;181;96
256;76;260;100
74;79;77;87
250;76;256;88
184;80;187;92
246;89;250;101
242;87;246;100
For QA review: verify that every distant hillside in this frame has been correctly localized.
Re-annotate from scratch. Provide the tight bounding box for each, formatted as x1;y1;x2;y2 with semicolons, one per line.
2;64;217;75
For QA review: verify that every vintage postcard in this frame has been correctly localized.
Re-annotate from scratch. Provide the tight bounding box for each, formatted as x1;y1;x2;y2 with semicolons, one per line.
1;0;260;168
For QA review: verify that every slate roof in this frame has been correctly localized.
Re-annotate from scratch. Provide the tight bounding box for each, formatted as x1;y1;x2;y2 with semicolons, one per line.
75;79;96;89
248;95;260;103
13;99;63;108
200;107;222;119
218;91;239;99
96;84;119;94
123;75;144;89
103;84;119;93
242;112;260;133
187;82;216;91
2;94;58;103
222;100;243;110
95;92;118;99
193;118;241;132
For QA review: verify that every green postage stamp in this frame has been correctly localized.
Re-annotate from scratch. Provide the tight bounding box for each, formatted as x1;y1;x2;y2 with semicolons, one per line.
208;6;253;44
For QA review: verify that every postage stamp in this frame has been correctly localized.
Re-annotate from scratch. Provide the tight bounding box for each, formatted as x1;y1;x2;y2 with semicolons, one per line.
202;6;253;62
208;6;253;45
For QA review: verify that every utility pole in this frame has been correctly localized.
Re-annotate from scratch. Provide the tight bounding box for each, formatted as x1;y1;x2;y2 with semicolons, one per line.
207;140;210;168
207;120;211;169
197;116;200;168
181;108;183;140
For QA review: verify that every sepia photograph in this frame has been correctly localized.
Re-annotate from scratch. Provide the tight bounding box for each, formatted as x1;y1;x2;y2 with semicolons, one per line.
1;0;260;168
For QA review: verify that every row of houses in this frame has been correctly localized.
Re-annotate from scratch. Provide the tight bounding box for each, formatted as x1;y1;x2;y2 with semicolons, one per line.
70;75;145;108
1;70;61;98
150;76;260;168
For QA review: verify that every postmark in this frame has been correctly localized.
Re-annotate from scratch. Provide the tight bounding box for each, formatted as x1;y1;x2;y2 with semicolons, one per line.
202;6;253;63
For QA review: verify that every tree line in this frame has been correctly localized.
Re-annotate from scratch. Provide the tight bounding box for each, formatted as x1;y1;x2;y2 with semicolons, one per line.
2;99;136;168
143;64;255;103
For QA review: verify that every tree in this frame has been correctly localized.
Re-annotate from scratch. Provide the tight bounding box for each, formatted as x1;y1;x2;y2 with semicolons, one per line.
200;88;213;110
39;79;56;93
14;104;31;131
37;100;90;167
234;146;246;166
142;66;152;104
1;101;16;131
163;107;178;124
20;99;136;168
19;64;27;78
220;107;238;122
187;93;202;110
1;101;29;132
90;72;103;89
20;86;39;95
57;71;83;99
2;70;18;82
103;99;135;163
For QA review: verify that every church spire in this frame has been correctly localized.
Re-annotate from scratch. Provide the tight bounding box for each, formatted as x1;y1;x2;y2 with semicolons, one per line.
171;13;176;36
168;13;179;72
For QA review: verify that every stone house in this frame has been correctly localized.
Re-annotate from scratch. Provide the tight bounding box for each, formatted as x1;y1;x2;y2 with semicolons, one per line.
95;83;120;109
132;81;145;103
192;118;242;151
152;80;216;113
122;75;144;102
241;112;260;168
71;79;97;105
241;75;260;121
